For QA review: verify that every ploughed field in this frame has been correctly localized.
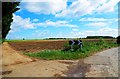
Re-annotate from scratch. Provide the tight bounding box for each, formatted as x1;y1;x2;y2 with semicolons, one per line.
8;40;67;52
8;39;116;53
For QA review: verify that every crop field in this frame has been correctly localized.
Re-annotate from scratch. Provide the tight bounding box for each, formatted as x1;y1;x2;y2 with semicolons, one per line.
6;39;119;60
8;39;117;53
8;40;68;52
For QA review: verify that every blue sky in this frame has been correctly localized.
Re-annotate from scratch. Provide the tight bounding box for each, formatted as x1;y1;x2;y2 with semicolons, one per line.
6;0;119;39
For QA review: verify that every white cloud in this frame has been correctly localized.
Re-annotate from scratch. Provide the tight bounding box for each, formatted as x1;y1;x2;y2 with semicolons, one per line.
56;0;119;17
56;0;94;17
79;18;118;28
86;22;108;27
21;0;119;17
72;28;79;31
10;14;34;33
79;18;108;22
48;26;118;38
33;20;78;28
12;14;34;29
96;0;119;13
10;14;78;33
70;27;118;38
98;27;118;37
116;18;120;21
45;25;116;38
79;18;119;22
33;30;50;38
33;19;39;22
22;0;67;15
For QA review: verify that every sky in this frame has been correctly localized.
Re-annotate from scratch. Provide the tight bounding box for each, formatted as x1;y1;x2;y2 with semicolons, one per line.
6;0;120;39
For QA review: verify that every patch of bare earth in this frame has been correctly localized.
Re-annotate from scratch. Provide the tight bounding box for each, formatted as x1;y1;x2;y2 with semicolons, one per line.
2;42;77;77
8;40;68;52
2;42;33;66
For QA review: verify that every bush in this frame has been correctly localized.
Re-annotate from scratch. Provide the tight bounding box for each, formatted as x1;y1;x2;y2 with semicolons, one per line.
117;36;120;44
62;43;71;51
63;42;82;51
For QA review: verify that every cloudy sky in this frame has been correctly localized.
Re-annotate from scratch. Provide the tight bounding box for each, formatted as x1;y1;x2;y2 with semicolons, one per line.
6;0;119;39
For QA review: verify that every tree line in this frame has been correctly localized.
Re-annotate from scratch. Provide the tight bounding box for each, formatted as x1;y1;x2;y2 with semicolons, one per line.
86;36;115;39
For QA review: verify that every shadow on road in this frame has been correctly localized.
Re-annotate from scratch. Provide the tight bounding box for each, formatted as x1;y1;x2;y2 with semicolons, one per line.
63;59;91;77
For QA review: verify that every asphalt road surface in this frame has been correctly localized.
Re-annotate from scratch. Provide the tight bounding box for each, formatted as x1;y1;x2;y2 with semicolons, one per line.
66;47;119;77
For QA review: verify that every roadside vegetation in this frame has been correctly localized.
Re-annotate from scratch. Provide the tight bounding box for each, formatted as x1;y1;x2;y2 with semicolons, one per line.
24;38;119;60
0;38;2;44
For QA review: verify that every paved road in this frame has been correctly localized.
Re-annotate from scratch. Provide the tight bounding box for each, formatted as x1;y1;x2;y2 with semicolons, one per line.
66;47;119;77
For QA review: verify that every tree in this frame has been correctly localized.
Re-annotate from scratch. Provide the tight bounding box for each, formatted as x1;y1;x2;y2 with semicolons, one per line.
117;36;120;44
2;2;20;41
23;38;25;40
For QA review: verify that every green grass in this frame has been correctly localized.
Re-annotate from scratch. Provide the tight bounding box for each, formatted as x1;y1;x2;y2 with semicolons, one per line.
24;39;119;60
5;39;66;42
24;49;92;60
5;39;43;42
0;38;2;44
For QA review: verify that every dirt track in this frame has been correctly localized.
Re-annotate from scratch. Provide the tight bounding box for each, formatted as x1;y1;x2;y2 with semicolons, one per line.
2;42;78;77
2;42;33;66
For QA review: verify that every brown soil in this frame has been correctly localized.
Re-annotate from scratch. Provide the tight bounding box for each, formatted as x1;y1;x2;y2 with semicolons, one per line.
2;42;33;66
8;40;68;53
1;42;77;77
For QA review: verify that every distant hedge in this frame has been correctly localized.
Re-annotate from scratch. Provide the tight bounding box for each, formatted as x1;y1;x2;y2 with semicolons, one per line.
86;36;114;39
50;38;66;39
